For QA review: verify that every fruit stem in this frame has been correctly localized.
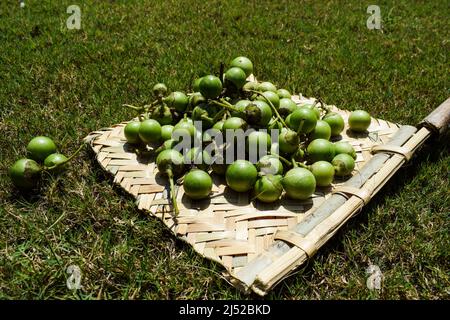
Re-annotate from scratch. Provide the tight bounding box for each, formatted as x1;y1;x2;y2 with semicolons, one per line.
44;143;85;171
211;109;227;123
123;104;144;111
296;119;305;136
290;158;308;169
143;104;151;114
298;162;309;169
247;89;287;128
200;115;213;122
291;157;298;167
211;99;242;115
273;118;284;129
269;153;292;167
166;167;180;216
144;100;161;115
154;144;166;154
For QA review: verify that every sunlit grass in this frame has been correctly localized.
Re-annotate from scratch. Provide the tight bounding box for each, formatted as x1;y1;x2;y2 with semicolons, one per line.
0;0;448;299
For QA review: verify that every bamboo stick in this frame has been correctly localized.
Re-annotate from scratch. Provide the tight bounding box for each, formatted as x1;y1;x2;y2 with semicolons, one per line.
419;97;450;135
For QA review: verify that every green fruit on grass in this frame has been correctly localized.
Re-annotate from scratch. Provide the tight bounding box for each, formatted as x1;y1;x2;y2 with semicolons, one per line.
334;141;356;159
310;120;332;140
307;138;335;163
138;119;162;144
289;107;317;134
254;175;283;203
164;91;189;113
225;67;247;89
230;56;253;77
27;136;57;162
323;112;345;136
310;161;335;187
183;169;213;200
124;121;142;144
9;158;41;189
44;153;68;172
349;110;371;132
225;160;258;192
282;167;316;200
199;75;223;99
332;154;355;176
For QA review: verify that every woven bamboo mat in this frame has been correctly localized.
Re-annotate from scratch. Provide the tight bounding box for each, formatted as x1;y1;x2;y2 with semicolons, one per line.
84;95;400;288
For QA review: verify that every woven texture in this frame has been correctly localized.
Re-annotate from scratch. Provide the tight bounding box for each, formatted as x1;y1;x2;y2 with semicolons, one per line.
84;96;400;284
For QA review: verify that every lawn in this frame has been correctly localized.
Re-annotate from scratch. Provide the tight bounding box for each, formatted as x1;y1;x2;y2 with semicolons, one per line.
0;0;448;299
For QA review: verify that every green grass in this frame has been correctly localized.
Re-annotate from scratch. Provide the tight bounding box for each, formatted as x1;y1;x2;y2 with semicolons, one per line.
0;0;449;299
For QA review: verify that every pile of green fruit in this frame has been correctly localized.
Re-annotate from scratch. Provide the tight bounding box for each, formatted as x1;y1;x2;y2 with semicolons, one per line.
9;136;82;190
122;56;372;215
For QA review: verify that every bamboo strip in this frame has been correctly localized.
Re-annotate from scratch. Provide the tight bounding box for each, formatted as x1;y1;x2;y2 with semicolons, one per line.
419;97;450;134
